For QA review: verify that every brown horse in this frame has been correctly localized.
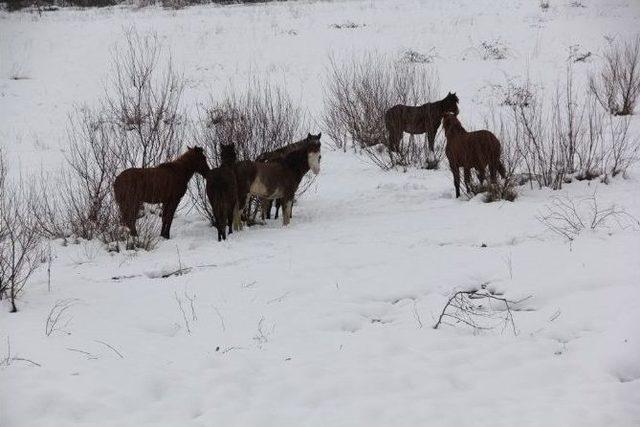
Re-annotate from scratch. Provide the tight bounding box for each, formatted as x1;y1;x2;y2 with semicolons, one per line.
246;135;321;226
256;133;321;219
114;146;209;239
385;92;459;153
442;113;506;198
206;144;239;241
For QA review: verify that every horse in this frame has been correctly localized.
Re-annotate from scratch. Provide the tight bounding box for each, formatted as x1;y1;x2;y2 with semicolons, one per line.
385;92;459;153
255;133;321;219
113;146;209;239
442;113;506;198
206;144;239;241
246;134;321;226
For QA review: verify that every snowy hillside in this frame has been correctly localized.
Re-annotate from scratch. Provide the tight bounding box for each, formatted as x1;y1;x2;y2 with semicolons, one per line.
1;1;640;426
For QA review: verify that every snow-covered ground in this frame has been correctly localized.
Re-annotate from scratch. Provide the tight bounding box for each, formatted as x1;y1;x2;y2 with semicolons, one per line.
1;1;640;426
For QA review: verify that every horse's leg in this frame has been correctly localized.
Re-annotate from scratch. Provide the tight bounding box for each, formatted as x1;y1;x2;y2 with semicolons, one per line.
464;167;473;194
232;202;242;232
266;199;273;220
282;199;293;226
160;200;179;239
227;203;234;236
477;167;486;187
497;161;507;180
427;127;437;152
123;202;140;237
451;167;461;198
275;199;281;219
489;163;498;184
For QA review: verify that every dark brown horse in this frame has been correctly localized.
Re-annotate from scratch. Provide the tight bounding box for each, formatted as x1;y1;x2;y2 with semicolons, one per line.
442;113;506;198
255;133;321;219
246;135;321;226
385;92;459;153
206;144;239;241
114;146;209;239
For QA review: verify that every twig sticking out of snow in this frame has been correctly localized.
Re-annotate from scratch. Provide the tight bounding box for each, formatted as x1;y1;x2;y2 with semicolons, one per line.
433;288;531;335
1;336;41;367
94;340;124;359
45;298;80;337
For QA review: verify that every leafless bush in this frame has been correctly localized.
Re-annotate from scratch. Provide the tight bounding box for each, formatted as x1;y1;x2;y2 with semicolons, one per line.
402;48;437;64
31;28;183;252
323;53;440;169
330;21;366;30
105;28;185;170
603;115;639;178
506;66;639;188
481;109;521;201
433;285;530;335
479;39;508;61
161;0;189;9
197;81;306;162
508;68;596;189
568;44;592;63
510;90;566;189
0;169;44;313
589;35;640;116
537;192;639;242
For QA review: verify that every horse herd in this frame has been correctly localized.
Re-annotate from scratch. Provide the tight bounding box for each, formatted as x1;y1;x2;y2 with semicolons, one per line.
113;92;506;242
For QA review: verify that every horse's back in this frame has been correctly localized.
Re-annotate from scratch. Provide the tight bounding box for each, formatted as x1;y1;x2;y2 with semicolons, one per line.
207;166;237;197
114;166;184;204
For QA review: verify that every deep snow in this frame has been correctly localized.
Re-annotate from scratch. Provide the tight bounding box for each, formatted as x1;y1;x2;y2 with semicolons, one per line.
1;1;640;426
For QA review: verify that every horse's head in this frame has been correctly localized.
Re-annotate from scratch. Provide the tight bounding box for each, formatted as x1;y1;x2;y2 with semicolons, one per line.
306;133;322;175
187;146;210;176
442;92;460;116
220;143;237;166
442;112;462;137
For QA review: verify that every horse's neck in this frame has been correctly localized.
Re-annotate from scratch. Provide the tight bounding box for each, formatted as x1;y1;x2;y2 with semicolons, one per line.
282;154;309;182
166;158;197;181
426;100;443;113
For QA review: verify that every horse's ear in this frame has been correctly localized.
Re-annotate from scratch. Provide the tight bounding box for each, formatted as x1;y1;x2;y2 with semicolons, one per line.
317;132;322;139
307;133;312;139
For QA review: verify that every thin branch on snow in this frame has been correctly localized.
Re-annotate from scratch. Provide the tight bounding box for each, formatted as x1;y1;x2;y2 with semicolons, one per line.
433;288;531;335
94;340;125;359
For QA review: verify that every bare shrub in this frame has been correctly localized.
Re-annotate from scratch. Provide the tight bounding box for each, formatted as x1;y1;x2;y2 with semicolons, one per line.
402;48;437;64
589;35;640;116
507;68;598;190
510;90;566;189
506;67;638;188
31;28;184;252
105;28;185;170
479;39;508;61
0;163;44;313
603;115;639;178
323;53;440;169
481;110;520;202
537;192;639;242
161;0;189;9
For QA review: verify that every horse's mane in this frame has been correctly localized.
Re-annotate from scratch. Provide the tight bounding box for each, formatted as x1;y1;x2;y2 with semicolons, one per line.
257;138;311;162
